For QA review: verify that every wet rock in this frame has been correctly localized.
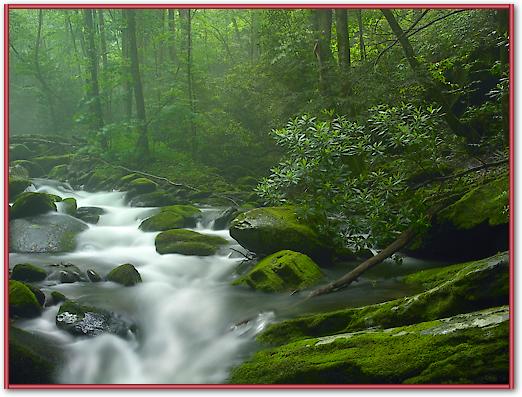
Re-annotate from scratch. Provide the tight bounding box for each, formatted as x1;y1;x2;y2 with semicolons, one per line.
24;283;46;307
48;263;86;284
8;176;32;201
9;163;30;179
10;160;46;178
32;154;73;174
230;207;337;263
213;207;240;230
129;190;180;207
50;291;67;305
87;269;102;282
56;300;134;338
75;206;105;224
155;229;227;256
9;280;42;318
232;250;323;293
10;143;34;161
106;264;142;286
11;263;47;282
139;205;202;232
10;192;59;220
9;213;88;253
48;164;69;180
59;197;77;216
128;177;158;196
9;325;63;384
229;306;509;384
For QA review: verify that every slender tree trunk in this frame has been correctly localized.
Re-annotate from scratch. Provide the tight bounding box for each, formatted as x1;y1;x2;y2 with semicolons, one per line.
335;9;350;70
167;9;177;64
381;9;479;143
312;9;334;98
124;9;150;158
98;9;111;122
83;9;106;148
121;10;133;120
65;12;82;77
34;10;59;131
357;10;366;61
186;9;197;156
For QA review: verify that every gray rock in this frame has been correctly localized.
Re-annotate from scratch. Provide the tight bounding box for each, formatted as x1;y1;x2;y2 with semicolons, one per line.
87;269;102;282
75;206;105;224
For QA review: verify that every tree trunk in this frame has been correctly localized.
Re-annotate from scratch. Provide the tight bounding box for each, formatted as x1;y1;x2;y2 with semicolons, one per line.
98;9;111;122
124;9;150;158
381;9;479;143
185;9;197;156
121;10;133;120
65;12;82;76
357;10;366;61
335;9;350;70
312;9;334;98
83;9;106;148
167;9;177;64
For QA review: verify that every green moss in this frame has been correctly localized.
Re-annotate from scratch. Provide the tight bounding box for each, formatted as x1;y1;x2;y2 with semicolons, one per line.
10;192;59;220
155;229;227;255
229;306;509;384
51;291;67;304
11;160;46;178
32;154;73;174
233;250;323;292
48;164;69;180
11;263;47;282
259;252;508;345
129;177;158;194
139;205;201;231
230;207;336;263
439;175;509;229
120;173;142;185
106;263;142;286
9;280;42;318
61;197;77;216
9;176;31;201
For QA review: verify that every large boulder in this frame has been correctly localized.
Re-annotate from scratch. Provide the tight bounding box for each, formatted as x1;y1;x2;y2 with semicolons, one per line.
9;176;32;201
11;160;45;178
9;280;42;318
233;250;323;293
129;190;181;207
259;252;509;345
229;306;509;384
32;154;73;174
139;205;202;232
106;264;142;286
126;177;158;198
9;326;63;384
9;163;30;179
213;207;241;230
408;175;509;261
48;164;69;180
11;263;47;282
75;206;105;224
56;300;134;338
10;213;88;253
230;207;334;263
10;192;59;219
155;229;227;256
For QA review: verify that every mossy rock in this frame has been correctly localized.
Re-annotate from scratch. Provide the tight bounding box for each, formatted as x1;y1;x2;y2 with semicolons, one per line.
9;325;63;384
50;291;67;305
11;160;46;178
129;190;180;207
139;205;202;232
9;176;32;201
10;192;59;220
11;263;47;282
228;306;509;384
56;300;134;337
9;280;42;318
10;143;34;161
32;154;73;174
48;164;69;180
106;263;142;286
120;173;142;185
259;252;509;345
9;163;30;179
155;229;227;255
60;197;77;216
75;206;105;224
230;207;336;263
84;165;126;191
233;250;323;293
24;283;46;307
129;177;158;194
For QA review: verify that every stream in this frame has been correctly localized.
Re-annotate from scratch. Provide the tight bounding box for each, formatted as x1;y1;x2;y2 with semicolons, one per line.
9;178;445;384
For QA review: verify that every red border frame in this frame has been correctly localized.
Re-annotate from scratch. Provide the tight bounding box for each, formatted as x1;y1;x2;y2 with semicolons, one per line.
3;3;515;390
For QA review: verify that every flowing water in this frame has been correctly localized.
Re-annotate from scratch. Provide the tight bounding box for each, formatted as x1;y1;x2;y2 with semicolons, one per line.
10;179;443;384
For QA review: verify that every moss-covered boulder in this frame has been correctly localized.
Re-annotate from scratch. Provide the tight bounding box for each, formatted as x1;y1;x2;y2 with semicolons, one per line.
48;164;69;180
32;154;73;174
230;207;335;263
233;250;323;293
60;197;77;216
9;326;63;384
11;263;47;282
56;300;134;337
83;165;126;191
9;163;30;179
10;143;34;161
9;176;32;201
50;291;67;305
139;205;202;231
10;192;59;219
129;177;158;194
106;263;142;286
9;280;42;318
129;190;181;207
213;207;241;230
155;229;227;256
259;252;508;345
229;306;509;384
11;160;46;178
10;213;88;253
119;173;142;186
408;175;509;261
75;206;105;224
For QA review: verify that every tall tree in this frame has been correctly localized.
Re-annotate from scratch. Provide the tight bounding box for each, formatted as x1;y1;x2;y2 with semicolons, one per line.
182;9;197;156
83;9;106;148
356;10;366;61
121;10;133;120
124;9;150;158
167;9;177;64
335;9;350;71
381;9;479;142
312;9;334;98
97;9;111;120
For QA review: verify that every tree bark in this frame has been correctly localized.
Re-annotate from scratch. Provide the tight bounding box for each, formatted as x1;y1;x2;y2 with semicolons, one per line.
357;10;366;61
121;10;133;120
381;9;479;143
167;9;177;64
124;9;150;158
184;9;197;156
98;9;111;122
83;9;106;148
312;9;334;98
335;9;350;71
